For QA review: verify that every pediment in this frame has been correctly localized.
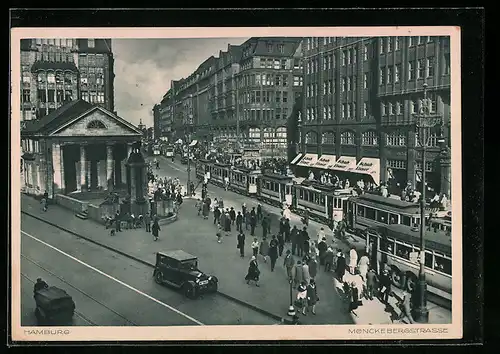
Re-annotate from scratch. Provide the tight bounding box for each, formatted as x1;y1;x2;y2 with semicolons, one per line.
50;108;143;137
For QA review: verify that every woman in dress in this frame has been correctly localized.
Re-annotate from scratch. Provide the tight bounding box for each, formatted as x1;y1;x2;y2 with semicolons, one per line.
245;256;260;287
357;252;370;282
296;281;308;314
305;278;319;315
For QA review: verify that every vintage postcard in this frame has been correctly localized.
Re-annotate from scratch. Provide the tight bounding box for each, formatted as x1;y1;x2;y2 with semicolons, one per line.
11;26;462;341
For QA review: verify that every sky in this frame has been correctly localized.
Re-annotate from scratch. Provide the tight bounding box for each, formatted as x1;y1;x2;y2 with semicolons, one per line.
112;38;249;127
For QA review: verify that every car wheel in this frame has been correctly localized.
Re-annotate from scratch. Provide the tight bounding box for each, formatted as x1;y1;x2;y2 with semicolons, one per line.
405;272;417;292
154;271;163;285
208;278;218;293
182;282;197;299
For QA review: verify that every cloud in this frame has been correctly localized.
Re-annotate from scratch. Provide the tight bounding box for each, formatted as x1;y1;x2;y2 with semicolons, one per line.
113;38;248;127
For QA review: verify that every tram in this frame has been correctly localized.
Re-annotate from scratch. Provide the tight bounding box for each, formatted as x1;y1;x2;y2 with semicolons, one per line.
257;172;293;208
229;166;261;196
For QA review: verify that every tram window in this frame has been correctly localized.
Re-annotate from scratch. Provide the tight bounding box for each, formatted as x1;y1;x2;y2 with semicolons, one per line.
357;205;365;216
401;215;411;226
389;213;398;224
275;183;280;192
320;195;325;205
314;193;321;204
425;252;433;268
380;238;394;254
377;210;389;224
395;243;412;260
365;207;376;220
412;217;420;227
434;255;452;275
299;189;303;199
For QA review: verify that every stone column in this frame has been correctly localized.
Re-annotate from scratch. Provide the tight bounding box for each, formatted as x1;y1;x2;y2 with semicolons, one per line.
106;144;114;191
52;143;65;193
79;144;87;192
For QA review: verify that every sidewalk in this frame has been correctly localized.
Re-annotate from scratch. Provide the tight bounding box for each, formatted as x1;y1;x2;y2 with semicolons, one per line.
21;193;450;325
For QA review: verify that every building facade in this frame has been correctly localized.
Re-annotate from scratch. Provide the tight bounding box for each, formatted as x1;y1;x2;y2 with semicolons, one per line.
298;36;451;197
20;38;115;123
153;38;303;155
21;100;143;197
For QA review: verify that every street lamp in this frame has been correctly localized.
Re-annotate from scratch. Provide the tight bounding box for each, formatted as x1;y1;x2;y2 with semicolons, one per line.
288;279;296;317
186;115;193;197
412;83;442;323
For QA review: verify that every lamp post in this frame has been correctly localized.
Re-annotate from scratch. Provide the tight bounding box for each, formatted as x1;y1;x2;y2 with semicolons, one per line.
288;278;296;317
412;83;442;323
186;115;193;197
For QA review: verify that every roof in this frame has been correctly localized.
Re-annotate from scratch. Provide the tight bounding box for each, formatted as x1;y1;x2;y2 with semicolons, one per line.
356;193;419;210
22;99;94;135
158;250;197;261
375;224;452;256
31;61;79;73
262;172;293;181
35;286;72;304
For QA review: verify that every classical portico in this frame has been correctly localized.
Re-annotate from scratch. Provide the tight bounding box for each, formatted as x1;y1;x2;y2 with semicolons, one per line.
21;100;143;197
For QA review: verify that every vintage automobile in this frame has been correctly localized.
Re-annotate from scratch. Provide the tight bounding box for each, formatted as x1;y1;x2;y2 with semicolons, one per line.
153;250;218;299
34;286;76;325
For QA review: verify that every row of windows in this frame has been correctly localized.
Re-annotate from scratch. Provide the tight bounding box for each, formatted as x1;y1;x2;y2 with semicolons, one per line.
305;102;369;121
79;53;106;67
21;139;40;153
35;38;75;47
34;72;76;85
239;73;292;87
34;51;74;63
242;91;289;104
304;130;378;146
381;94;437;116
379;36;434;55
242;108;289;121
81;91;106;104
34;89;72;103
298;189;326;205
259;58;289;70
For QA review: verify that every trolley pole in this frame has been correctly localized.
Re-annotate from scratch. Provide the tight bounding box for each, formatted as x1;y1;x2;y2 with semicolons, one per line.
413;83;442;323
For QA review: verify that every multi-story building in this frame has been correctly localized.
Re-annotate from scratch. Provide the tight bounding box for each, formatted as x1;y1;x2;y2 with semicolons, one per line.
20;38;115;123
153;38;303;156
298;36;451;197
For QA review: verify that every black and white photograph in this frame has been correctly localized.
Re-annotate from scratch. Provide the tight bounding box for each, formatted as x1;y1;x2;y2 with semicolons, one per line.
11;26;463;341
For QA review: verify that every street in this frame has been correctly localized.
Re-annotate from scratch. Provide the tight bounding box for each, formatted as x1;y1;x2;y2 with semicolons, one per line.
21;212;278;326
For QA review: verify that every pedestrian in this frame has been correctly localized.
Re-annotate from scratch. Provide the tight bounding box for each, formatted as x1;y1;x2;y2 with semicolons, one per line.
224;212;231;235
279;218;286;237
115;210;122;232
219;209;226;227
300;227;310;258
290;225;299;256
251;237;259;257
336;251;346;282
277;232;285;257
318;237;327;265
152;218;161;241
144;212;151;232
269;235;279;272
266;214;272;234
365;268;378;300
302;261;311;285
245;210;251;231
261;216;268;238
250;206;256;220
283;250;295;280
317;227;326;246
357;252;370;282
324;247;334;272
308;256;318;280
284;219;291;243
196;198;202;216
296;281;307;314
213;206;221;225
399;289;415;323
245;256;260;287
257;204;263;222
349;281;360;316
349;247;358;275
305;278;319;315
242;202;247;220
250;214;257;236
293;261;304;287
216;225;223;243
260;236;269;263
229;207;236;225
41;196;48;212
202;200;209;220
236;211;243;233
378;269;392;304
237;232;245;257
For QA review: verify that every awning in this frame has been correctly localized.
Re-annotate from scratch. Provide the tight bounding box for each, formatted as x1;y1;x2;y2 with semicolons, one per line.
189;140;198;147
330;156;357;171
296;153;319;167
313;154;336;169
290;153;303;165
352;157;381;184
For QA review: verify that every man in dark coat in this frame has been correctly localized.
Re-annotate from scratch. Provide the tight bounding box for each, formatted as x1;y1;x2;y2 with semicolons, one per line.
290;225;299;256
300;227;310;258
378;269;392;304
224;212;231;233
152;219;161;241
257;204;263;222
365;268;378;300
336;252;346;282
324;247;334;272
144;212;151;233
269;235;279;272
114;210;122;232
317;237;328;265
214;206;221;225
277;232;285;257
250;214;257;236
279;217;286;237
229;207;236;225
237;232;245;257
245;210;251;231
261;216;269;238
250;206;256;220
236;211;243;233
284;219;291;243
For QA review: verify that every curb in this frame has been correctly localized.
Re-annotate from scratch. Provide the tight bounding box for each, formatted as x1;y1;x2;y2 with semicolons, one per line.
21;207;293;325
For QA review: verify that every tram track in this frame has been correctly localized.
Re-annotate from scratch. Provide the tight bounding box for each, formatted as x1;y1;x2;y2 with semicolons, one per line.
20;210;291;325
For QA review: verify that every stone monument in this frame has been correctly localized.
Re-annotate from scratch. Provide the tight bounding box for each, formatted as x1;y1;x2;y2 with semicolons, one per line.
125;141;150;216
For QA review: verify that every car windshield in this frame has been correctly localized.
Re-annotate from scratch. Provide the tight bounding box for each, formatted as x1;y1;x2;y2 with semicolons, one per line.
180;259;198;270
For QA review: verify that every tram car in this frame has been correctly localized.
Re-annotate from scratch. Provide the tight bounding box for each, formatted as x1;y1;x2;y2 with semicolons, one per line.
229;166;261;196
257;172;293;208
292;179;353;224
195;158;212;181
210;162;231;188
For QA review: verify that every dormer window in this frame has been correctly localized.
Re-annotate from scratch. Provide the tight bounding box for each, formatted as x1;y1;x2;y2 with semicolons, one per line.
87;120;106;129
